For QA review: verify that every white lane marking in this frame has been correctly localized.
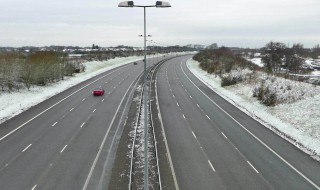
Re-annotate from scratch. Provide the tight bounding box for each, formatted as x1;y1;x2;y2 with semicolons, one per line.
31;185;37;190
247;161;259;173
173;94;175;98
197;104;200;108
22;144;32;152
60;145;68;153
208;160;216;172
102;99;105;102
206;115;210;120
105;81;108;84
70;108;74;112
181;60;320;190
192;131;197;139
221;132;228;139
189;95;192;99
182;114;186;119
176;103;179;107
52;122;58;127
80;122;85;128
82;98;86;102
93;109;96;113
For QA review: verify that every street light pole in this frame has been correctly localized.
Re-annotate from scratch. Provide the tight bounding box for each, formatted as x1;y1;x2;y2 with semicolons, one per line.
118;2;171;189
143;6;149;190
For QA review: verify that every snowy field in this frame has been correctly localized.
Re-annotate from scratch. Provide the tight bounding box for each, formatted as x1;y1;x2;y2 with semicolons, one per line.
187;58;320;160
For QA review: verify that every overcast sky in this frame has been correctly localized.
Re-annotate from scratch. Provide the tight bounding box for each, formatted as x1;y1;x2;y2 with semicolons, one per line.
1;0;319;48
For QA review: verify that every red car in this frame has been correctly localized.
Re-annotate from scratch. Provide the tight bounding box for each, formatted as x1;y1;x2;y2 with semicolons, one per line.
92;89;105;96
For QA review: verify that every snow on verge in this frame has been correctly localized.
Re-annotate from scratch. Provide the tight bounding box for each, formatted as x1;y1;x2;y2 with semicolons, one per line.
187;58;320;160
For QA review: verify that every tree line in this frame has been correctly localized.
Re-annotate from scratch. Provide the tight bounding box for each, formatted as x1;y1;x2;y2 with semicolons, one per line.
0;51;79;92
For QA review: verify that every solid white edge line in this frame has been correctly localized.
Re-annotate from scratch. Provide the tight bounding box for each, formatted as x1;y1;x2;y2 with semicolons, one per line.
0;67;122;142
22;144;32;152
247;161;259;173
60;145;68;153
208;160;216;172
182;59;320;190
52;122;58;127
156;64;180;190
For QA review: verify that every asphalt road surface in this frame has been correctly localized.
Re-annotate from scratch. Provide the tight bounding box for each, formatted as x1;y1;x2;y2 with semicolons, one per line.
156;55;320;190
0;56;167;190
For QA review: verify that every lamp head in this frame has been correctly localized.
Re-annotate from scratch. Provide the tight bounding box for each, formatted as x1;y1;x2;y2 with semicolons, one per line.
156;1;171;8
118;1;134;7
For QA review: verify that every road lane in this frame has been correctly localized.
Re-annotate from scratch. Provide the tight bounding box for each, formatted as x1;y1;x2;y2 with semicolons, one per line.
0;59;149;190
156;55;320;189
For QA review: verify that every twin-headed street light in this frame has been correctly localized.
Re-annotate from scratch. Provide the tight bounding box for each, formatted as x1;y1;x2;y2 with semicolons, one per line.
118;1;171;190
119;1;171;8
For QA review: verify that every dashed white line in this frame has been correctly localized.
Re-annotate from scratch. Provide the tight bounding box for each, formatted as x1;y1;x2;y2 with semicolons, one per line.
192;131;197;139
82;98;86;102
60;145;68;153
247;161;259;173
31;185;37;190
176;103;179;107
70;108;74;112
221;132;228;139
182;114;186;119
189;95;192;99
102;99;105;102
22;144;32;152
173;95;175;98
93;109;96;113
208;160;216;172
197;104;200;108
206;115;211;120
52;122;58;127
80;122;85;128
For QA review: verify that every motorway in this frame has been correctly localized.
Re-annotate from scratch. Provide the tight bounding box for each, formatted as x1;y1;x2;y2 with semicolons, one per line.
0;56;164;190
1;54;320;190
156;55;320;190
